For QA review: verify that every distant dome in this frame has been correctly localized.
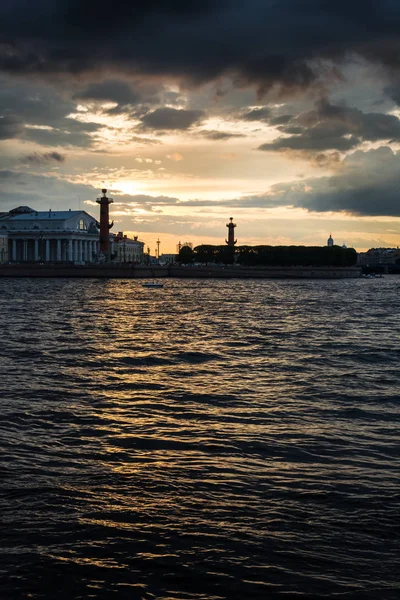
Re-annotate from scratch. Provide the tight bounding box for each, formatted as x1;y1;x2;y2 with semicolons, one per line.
341;243;347;249
327;234;334;247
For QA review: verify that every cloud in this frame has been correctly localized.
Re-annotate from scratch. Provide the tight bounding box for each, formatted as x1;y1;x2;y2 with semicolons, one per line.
103;147;400;218
24;126;96;148
2;146;400;223
264;146;400;216
0;114;24;139
0;77;102;147
74;79;142;105
240;107;271;122
259;132;360;152
258;99;400;153
0;169;99;212
200;130;245;140
166;152;183;161
140;108;205;130
74;79;164;109
4;2;400;93
22;151;66;164
0;78;74;127
269;115;294;125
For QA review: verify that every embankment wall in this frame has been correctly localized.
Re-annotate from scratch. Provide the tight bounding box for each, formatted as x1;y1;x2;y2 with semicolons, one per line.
0;264;361;278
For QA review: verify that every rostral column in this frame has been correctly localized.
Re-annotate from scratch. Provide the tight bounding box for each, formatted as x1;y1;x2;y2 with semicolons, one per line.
96;189;114;259
225;217;237;247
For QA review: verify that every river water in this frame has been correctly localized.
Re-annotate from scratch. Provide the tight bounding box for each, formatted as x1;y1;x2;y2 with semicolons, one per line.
0;277;399;599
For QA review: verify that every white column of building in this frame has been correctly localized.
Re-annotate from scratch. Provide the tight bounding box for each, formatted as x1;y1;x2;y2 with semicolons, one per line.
56;239;61;261
68;239;73;261
12;239;16;261
91;241;96;261
23;240;27;262
75;239;79;262
34;239;39;261
79;240;83;262
45;239;50;261
84;240;89;262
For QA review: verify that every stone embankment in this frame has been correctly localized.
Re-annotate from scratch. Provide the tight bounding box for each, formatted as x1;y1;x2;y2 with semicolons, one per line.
0;264;361;278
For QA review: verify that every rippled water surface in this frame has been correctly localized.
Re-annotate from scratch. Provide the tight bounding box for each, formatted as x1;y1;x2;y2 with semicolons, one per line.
1;277;399;599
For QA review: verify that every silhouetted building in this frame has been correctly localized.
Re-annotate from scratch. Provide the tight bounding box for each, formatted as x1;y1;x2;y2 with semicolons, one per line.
0;206;99;262
357;247;400;266
159;253;176;265
327;233;334;247
226;217;237;247
113;232;144;263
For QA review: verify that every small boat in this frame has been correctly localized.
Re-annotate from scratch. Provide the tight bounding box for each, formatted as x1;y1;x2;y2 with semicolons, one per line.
142;281;164;288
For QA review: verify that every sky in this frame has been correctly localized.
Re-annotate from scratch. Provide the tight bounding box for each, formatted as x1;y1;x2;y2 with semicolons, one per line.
2;2;400;253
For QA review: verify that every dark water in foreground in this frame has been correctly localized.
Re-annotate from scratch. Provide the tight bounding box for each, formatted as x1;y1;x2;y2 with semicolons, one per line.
0;277;399;600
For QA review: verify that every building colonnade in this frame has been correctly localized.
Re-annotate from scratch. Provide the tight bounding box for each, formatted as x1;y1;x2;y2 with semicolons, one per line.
9;236;99;263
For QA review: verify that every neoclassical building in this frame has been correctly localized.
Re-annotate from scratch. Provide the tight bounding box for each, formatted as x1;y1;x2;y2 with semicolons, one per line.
0;206;100;262
113;231;145;263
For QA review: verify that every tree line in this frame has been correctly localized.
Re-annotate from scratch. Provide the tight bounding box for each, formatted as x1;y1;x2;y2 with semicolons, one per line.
177;244;357;267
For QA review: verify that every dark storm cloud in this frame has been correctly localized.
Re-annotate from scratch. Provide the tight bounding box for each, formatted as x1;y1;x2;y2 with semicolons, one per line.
140;108;205;130
264;147;400;217
299;100;400;141
0;114;24;139
3;2;400;90
74;80;142;105
22;151;66;164
0;78;102;146
258;100;400;153
74;79;164;107
384;83;400;105
0;79;74;127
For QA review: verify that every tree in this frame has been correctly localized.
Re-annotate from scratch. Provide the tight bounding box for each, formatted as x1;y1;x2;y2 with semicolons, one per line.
215;245;235;265
177;245;194;264
193;245;216;265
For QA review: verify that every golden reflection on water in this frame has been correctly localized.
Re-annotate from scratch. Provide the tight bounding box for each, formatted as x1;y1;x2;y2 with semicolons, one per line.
4;278;399;598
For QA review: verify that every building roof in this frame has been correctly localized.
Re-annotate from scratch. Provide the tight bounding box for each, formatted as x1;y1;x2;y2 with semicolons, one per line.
0;207;93;221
